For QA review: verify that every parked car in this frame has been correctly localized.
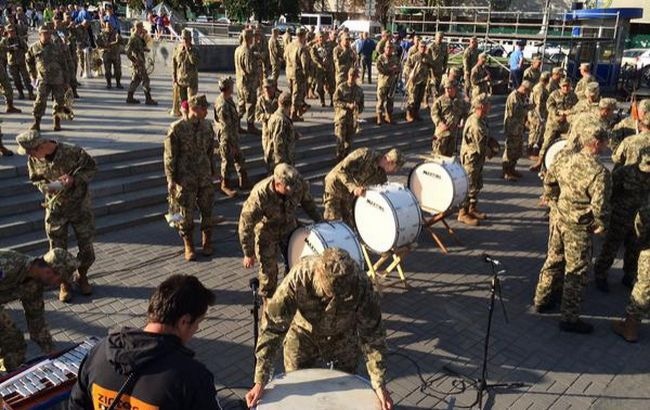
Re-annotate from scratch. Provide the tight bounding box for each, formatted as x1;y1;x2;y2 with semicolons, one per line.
622;48;650;70
216;17;231;24
274;22;302;35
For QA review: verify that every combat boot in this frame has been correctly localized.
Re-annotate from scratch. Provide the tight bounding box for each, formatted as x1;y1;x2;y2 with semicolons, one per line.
53;116;62;131
376;113;383;125
201;230;213;256
182;235;196;261
106;79;112;89
30;118;41;131
502;164;518;181
510;165;523;178
385;112;394;124
144;91;158;106
6;103;21;114
612;314;639;343
28;89;36;100
220;180;238;198
0;145;13;157
126;92;140;104
72;87;80;99
75;267;93;295
406;109;415;123
238;170;250;190
115;80;123;89
247;123;261;135
59;281;73;303
18;89;25;100
457;207;479;226
469;203;487;220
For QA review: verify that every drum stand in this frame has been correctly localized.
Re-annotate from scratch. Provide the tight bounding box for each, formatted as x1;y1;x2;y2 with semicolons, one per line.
249;277;261;371
423;211;461;254
443;255;525;409
362;245;410;290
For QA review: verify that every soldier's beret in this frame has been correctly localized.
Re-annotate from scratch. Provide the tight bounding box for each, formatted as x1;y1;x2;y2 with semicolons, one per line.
443;78;458;88
189;94;209;108
586;82;599;95
218;76;234;90
579;125;608;146
471;93;490;109
385;148;405;168
521;80;533;90
580;62;591;70
560;77;571;86
181;28;192;39
551;67;563;75
639;148;650;173
540;71;551;81
278;91;292;106
43;248;79;282
273;163;301;191
598;98;617;110
15;130;46;155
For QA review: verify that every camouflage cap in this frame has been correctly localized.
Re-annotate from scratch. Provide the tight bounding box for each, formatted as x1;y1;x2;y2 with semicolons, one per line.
579;124;608;146
188;94;209;108
273;163;301;191
278;91;292;106
384;148;405;168
348;66;359;77
598;97;617;110
218;76;234;90
449;66;462;75
316;248;360;297
271;27;279;33
471;93;490;109
551;67;563;75
15;130;47;155
638;147;650;173
520;80;533;91
43;248;79;282
540;71;551;81
339;32;350;40
297;27;307;36
134;20;144;29
443;78;458;88
586;81;599;96
560;77;571;86
181;28;192;39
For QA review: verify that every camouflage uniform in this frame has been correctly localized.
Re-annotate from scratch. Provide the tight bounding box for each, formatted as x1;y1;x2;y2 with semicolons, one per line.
323;37;336;102
1;30;33;97
333;42;356;87
333;78;364;161
375;51;400;120
626;206;650;319
461;109;490;206
75;24;91;77
171;40;200;116
238;170;321;297
267;105;297;169
255;88;279;172
323;148;388;228
95;26;122;87
235;31;260;128
612;132;650;169
404;50;433;118
522;66;541;85
610;116;638;154
163;116;216;237
574;73;596;101
27;36;69;122
547;77;560;94
534;150;611;322
538;87;578;163
528;81;549;149
427;40;448;98
125;30;152;99
253;251;387;390
268;31;283;82
285;38;309;117
214;93;247;184
502;89;531;169
309;39;328;106
431;88;468;156
470;63;490;98
462;46;478;96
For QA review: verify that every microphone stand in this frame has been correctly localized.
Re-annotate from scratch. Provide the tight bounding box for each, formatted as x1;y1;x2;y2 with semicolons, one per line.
444;255;526;409
249;277;261;373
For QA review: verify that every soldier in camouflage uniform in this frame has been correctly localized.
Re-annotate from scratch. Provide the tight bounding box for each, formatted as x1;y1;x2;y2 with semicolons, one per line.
95;22;123;89
0;31;21;117
238;164;321;298
245;248;393;410
76;20;92;78
214;77;248;198
0;121;14;157
309;32;328;107
522;56;542;85
268;28;283;83
334;67;364;162
171;29;199;118
323;30;337;107
547;67;563;94
375;41;400;125
285;28;309;121
16;130;96;303
125;21;157;105
470;53;491;99
267;91;298;170
502;80;532;181
458;93;492;226
255;25;270;79
613;200;650;343
564;98;618;157
164;95;216;262
438;66;462;96
60;13;80;94
375;30;391;56
462;37;479;98
533;125;611;334
235;29;261;134
431;79;469;157
0;248;78;372
569;81;599;118
612;99;650;169
530;77;578;172
426;31;449;103
574;62;597;101
403;35;420;82
527;71;550;159
333;32;356;88
255;78;280;173
323;147;403;229
2;24;35;100
404;41;433;122
27;25;69;132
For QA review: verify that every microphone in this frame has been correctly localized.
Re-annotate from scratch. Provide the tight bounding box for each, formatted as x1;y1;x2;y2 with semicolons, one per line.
483;253;501;265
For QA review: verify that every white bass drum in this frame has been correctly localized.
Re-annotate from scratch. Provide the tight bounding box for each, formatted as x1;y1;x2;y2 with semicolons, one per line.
544;139;567;170
408;158;468;214
287;221;364;269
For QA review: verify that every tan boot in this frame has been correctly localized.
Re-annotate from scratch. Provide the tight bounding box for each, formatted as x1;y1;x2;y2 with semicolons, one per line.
30;118;41;131
126;92;140;104
406;109;415;123
6;103;21;114
502;164;518;181
75;267;93;295
220;180;238;198
201;230;213;256
457;207;479;226
384;112;394;124
182;235;196;261
59;281;73;303
238;170;250;190
53;116;62;131
612;315;639;343
469;203;487;220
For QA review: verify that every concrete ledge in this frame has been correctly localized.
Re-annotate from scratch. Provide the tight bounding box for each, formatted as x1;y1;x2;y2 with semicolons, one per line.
197;44;237;72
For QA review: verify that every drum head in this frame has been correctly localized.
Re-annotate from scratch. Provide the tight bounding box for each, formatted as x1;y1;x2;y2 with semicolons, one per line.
354;190;398;254
255;369;380;410
287;227;313;269
287;223;365;270
408;162;455;214
544;139;567;170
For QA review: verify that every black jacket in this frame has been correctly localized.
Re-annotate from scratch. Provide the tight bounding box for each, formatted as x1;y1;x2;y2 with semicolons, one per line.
69;327;219;409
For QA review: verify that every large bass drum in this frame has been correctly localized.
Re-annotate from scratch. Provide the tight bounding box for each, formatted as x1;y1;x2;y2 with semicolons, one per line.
544;139;567;170
255;369;380;410
408;158;468;214
287;221;364;270
354;183;422;254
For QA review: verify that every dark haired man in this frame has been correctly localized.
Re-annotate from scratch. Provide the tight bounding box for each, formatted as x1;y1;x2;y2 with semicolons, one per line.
69;275;219;409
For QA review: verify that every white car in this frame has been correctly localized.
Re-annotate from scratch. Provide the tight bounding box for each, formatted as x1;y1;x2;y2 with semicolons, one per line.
622;48;650;70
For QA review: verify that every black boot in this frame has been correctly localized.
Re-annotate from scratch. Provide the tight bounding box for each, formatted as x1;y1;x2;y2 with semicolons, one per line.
126;91;140;104
115;79;123;89
144;91;158;106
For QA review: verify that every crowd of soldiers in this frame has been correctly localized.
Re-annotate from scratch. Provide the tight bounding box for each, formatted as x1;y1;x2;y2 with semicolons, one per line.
1;22;650;409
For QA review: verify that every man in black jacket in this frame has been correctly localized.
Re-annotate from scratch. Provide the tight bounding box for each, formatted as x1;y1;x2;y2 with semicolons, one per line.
69;274;218;409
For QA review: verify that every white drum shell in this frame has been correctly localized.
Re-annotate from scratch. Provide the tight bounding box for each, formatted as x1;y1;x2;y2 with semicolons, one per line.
544;139;568;170
287;222;364;269
408;160;469;214
255;369;380;410
354;183;422;254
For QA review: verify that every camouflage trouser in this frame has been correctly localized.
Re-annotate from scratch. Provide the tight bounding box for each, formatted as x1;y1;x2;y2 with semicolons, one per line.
33;82;65;119
237;82;257;125
502;129;524;168
288;76;306;113
334;119;355;161
535;222;591;322
219;141;246;181
271;61;281;83
432;129;460;157
70;48;79;80
173;180;214;236
406;81;426;113
103;54;122;83
626;249;650;319
261;123;272;173
171;82;197;117
128;65;151;94
425;73;443;105
0;63;14;104
376;84;394;116
9;62;33;93
45;204;96;272
593;213;639;282
255;224;295;298
284;326;360;375
324;69;335;97
527;112;545;148
463;73;471;98
322;178;355;229
335;71;347;88
471;85;489;98
539;122;569;166
313;70;326;104
461;153;484;205
534;219;566;307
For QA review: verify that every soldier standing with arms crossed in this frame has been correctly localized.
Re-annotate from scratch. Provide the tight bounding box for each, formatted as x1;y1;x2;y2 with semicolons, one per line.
375;41;400;125
431;79;468;157
95;22;122;89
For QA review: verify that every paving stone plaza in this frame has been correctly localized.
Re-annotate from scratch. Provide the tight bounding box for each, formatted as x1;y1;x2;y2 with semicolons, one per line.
1;56;649;409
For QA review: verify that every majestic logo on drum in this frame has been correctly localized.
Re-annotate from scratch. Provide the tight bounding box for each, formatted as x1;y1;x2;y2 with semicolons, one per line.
423;170;442;180
304;238;319;254
364;198;385;212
